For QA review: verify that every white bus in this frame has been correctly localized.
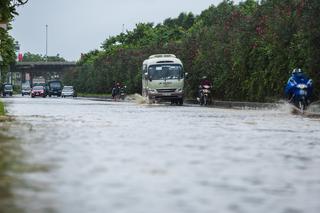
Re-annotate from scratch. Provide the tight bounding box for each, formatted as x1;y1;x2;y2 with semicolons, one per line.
142;54;187;105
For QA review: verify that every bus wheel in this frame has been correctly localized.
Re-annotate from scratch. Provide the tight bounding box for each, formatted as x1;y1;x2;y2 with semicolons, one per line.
146;97;152;104
178;98;183;106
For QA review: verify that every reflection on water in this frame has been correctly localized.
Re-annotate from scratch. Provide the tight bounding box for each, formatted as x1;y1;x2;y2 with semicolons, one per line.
0;124;51;213
0;132;24;213
1;97;320;213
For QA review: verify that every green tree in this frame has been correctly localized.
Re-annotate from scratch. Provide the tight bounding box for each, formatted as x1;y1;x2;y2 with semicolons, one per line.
1;0;29;83
22;52;66;62
67;0;320;101
0;28;16;82
0;0;29;22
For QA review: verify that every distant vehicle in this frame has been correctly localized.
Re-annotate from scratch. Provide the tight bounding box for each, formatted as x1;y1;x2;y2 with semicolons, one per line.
21;85;31;96
61;86;77;97
33;83;48;96
48;80;63;97
31;86;46;98
2;84;13;96
142;54;187;105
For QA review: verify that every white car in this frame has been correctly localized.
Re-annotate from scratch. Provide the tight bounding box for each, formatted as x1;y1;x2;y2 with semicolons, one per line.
61;86;76;97
21;86;31;96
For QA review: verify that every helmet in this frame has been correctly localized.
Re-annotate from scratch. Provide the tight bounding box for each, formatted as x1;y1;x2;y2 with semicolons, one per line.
292;68;303;75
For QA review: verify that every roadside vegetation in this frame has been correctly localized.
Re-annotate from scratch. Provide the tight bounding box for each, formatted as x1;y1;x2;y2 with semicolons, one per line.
0;0;28;83
0;1;27;120
0;28;16;83
0;100;5;116
0;100;13;122
63;0;320;102
21;52;66;62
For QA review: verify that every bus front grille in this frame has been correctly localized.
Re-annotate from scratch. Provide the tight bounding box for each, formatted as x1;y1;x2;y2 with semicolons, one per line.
156;89;176;93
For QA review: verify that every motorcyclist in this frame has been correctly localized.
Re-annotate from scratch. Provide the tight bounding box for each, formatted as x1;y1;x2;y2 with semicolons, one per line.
112;82;121;100
285;68;313;102
200;76;211;88
198;76;212;105
120;85;127;100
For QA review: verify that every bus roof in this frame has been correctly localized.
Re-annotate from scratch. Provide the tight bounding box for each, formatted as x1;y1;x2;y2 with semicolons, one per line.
143;54;182;66
149;54;176;59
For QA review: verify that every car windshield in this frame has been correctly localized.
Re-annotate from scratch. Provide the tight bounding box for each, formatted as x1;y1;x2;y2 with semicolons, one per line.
33;86;43;90
63;86;73;91
148;64;183;80
4;85;13;90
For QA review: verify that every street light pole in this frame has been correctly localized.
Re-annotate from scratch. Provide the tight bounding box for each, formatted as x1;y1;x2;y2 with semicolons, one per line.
0;39;2;83
45;24;48;62
0;55;3;84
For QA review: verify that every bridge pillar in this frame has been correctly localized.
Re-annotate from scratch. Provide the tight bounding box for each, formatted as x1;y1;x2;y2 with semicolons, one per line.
21;71;26;82
30;72;33;86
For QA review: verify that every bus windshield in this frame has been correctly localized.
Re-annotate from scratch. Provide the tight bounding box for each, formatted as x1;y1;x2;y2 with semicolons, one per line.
148;64;183;80
49;82;62;88
4;85;13;90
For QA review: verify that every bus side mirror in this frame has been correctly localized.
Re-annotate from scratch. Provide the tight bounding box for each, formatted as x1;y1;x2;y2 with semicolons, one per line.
185;73;189;79
145;72;152;81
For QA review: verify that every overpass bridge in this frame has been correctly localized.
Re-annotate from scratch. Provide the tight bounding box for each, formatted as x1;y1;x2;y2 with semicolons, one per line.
9;61;77;85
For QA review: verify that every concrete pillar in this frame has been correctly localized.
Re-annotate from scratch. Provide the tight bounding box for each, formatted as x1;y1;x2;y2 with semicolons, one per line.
21;71;25;82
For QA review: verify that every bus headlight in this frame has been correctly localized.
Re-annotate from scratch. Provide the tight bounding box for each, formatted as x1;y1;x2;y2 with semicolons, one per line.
176;88;183;93
148;89;157;94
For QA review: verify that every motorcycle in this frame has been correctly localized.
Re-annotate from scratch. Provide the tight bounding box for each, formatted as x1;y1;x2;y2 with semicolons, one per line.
286;78;313;112
120;86;126;100
197;85;211;106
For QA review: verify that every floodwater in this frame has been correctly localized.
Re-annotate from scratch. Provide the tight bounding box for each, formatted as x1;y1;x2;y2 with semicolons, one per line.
1;96;320;213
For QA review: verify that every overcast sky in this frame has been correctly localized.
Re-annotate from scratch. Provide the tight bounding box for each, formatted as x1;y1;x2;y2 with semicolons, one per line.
10;0;240;61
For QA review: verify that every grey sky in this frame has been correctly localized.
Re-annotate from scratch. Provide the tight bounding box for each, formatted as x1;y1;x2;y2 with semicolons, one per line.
10;0;240;61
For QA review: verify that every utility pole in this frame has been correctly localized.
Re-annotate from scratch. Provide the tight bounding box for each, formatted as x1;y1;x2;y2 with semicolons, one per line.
122;24;125;34
45;24;48;62
0;39;3;84
0;54;3;84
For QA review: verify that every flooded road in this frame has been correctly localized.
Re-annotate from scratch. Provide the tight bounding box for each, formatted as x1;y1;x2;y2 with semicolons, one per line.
1;96;320;213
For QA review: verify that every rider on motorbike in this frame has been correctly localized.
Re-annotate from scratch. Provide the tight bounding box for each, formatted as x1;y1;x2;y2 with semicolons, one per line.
200;76;211;88
112;82;121;100
198;76;212;105
120;85;127;100
285;68;313;104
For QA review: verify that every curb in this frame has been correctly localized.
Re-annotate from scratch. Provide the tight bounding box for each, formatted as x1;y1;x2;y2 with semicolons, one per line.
78;95;278;109
185;99;277;109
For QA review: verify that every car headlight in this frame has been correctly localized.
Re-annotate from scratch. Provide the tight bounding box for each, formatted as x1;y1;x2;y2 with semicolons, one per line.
297;84;307;89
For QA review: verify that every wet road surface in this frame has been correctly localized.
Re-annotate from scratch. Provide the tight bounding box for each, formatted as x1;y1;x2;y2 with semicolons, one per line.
1;96;320;213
